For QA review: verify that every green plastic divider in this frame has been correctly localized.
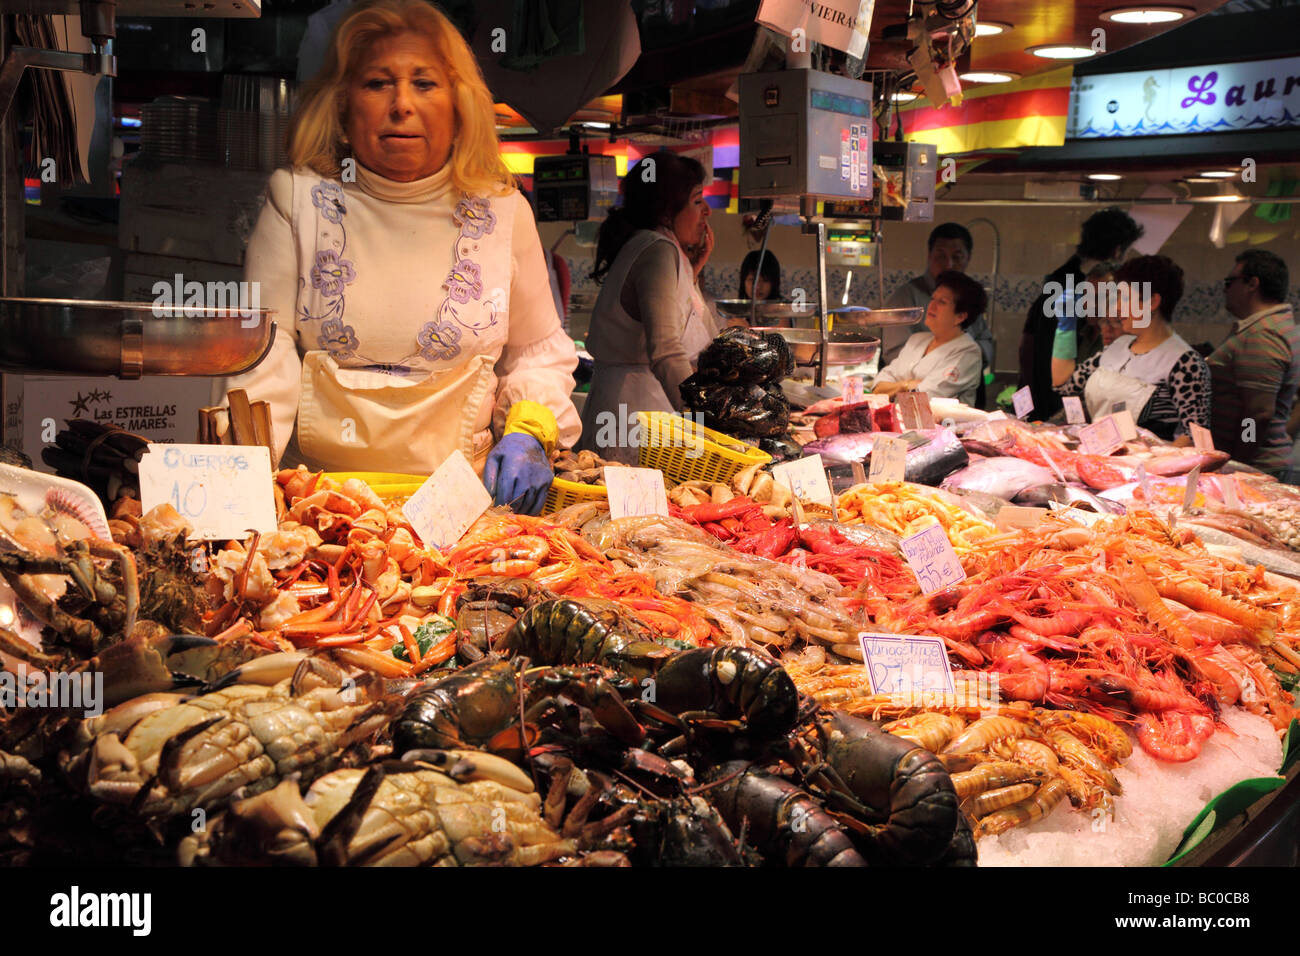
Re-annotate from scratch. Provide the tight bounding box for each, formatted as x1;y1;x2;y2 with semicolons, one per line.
1163;776;1286;865
1281;718;1300;774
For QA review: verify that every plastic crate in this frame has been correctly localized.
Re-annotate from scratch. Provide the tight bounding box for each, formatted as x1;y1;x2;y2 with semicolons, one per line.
542;475;608;515
325;471;426;503
636;411;771;485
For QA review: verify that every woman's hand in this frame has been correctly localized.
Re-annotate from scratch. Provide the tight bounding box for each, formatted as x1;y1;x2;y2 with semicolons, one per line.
689;222;713;278
873;379;920;397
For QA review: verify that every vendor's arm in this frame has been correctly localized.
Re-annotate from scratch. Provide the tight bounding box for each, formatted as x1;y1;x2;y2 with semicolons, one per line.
215;169;302;463
492;192;581;449
915;341;982;400
625;240;695;409
1053;352;1098;397
1167;351;1212;441
872;345;920;396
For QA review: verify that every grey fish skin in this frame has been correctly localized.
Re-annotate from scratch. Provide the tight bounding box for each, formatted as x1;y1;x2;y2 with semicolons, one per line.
805;428;968;487
1013;483;1126;514
941;457;1057;500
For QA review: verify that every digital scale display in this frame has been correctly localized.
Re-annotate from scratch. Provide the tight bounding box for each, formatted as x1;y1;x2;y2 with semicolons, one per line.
810;90;872;118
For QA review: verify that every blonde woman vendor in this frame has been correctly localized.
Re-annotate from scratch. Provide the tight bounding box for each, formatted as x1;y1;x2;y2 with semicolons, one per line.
221;0;580;514
872;271;987;406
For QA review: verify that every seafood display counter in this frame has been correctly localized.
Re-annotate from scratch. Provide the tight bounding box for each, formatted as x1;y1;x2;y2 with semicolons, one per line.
4;390;1300;867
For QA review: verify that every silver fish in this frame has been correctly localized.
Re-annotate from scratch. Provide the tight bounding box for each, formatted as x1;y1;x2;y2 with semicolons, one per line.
941;456;1056;500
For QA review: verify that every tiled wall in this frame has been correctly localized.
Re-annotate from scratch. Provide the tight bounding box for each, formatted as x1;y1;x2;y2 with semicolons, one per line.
543;201;1300;373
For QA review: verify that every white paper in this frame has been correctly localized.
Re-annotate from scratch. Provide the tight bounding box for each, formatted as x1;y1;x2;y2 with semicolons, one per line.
772;454;835;506
1189;422;1215;453
995;505;1048;532
842;375;865;406
1079;416;1124;457
899;520;967;594
1113;408;1139;441
1136;462;1152;503
138;444;276;540
1012;386;1034;420
1223;475;1241;510
868;436;908;483
1129;185;1194;256
1062;395;1085;425
402;449;492;550
1041;450;1068;484
1183;465;1202;510
859;632;955;697
603;466;668;520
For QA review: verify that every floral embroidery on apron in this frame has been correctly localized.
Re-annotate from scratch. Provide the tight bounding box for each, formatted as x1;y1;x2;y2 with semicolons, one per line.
302;180;360;362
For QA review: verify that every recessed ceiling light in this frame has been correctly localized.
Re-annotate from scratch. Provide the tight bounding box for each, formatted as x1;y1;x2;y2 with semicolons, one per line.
974;21;1013;36
959;71;1019;83
580;121;611;129
1198;170;1238;178
1087;173;1122;181
1028;44;1098;59
892;91;920;102
1100;6;1192;23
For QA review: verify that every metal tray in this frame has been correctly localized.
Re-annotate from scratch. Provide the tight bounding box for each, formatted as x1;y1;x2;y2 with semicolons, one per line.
830;306;926;328
713;299;820;323
750;326;880;367
0;298;276;378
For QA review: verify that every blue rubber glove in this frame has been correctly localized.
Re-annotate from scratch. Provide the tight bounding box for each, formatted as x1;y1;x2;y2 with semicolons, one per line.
483;432;553;515
1051;297;1079;360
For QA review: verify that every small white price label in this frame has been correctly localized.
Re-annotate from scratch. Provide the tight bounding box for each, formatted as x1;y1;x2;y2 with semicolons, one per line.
899;520;967;594
1012;386;1034;420
139;444;277;541
868;436;908;483
1189;422;1215;453
771;454;835;506
1136;462;1152;503
858;632;956;698
403;449;492;549
841;375;865;405
1183;465;1202;510
865;393;891;409
1112;408;1138;441
603;466;669;520
1062;395;1086;425
1079;415;1124;457
1041;450;1068;484
1222;475;1241;511
987;410;1008;421
995;505;1048;532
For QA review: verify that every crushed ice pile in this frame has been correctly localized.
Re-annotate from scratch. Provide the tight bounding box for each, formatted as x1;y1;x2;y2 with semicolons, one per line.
977;707;1284;867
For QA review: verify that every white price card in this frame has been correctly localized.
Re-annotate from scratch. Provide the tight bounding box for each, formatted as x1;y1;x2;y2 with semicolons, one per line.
865;393;891;409
1183;465;1202;511
995;505;1048;532
987;410;1008;421
1012;386;1034;420
1062;395;1086;425
771;454;835;506
899;519;967;594
1136;462;1153;503
139;444;277;541
1189;422;1215;453
403;449;492;549
603;466;668;520
858;632;956;698
1078;415;1124;457
1222;475;1242;511
841;375;865;406
868;436;908;483
1041;450;1068;484
1112;408;1138;441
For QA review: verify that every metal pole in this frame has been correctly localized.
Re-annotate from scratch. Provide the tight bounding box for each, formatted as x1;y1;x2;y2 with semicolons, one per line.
816;220;828;388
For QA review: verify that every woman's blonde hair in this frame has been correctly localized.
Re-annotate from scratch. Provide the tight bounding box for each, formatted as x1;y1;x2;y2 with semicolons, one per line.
288;0;512;196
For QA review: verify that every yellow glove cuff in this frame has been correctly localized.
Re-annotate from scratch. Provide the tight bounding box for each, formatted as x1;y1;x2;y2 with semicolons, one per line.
503;401;559;456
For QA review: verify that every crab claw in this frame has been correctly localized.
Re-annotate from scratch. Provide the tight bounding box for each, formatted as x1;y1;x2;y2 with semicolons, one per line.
401;748;535;794
91;629;219;708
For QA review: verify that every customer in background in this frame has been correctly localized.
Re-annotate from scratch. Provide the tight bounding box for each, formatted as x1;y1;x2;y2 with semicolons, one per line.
1208;249;1300;477
1049;260;1119;386
739;249;781;301
1020;207;1144;420
1053;255;1210;441
873;271;986;406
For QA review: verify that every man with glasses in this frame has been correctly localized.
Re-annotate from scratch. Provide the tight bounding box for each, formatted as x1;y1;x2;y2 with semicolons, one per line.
1208;249;1300;476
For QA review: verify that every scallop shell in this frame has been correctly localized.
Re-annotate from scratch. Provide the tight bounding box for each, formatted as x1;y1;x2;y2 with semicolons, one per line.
44;488;111;541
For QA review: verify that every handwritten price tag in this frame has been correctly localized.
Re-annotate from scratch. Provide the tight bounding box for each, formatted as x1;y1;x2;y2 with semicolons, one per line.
1012;386;1034;420
771;454;835;506
139;444;276;541
868;436;908;483
603;466;668;519
1079;415;1124;457
1189;422;1215;453
899;520;967;594
995;505;1048;531
1113;408;1138;441
403;449;492;549
1062;395;1085;425
858;632;956;698
841;375;865;405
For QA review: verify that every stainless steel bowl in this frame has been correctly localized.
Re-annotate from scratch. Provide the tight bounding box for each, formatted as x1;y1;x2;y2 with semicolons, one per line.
713;299;820;323
750;326;880;367
0;297;276;378
830;306;926;328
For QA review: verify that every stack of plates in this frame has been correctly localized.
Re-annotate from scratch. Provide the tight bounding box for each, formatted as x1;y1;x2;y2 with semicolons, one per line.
219;75;295;170
218;109;258;170
141;96;217;164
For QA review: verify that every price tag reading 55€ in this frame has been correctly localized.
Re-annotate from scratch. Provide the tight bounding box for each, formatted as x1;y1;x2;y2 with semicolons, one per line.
899;519;967;594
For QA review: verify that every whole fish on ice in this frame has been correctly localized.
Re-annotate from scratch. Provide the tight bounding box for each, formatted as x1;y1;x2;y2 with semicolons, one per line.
941;457;1056;500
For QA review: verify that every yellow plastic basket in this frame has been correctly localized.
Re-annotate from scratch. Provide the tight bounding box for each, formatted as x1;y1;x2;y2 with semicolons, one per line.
543;476;608;514
636;411;771;485
325;471;427;504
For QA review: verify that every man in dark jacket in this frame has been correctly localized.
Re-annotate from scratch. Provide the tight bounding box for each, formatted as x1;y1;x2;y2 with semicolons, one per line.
1019;207;1144;419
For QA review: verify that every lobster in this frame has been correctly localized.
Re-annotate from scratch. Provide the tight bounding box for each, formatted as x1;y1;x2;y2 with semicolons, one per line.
391;658;523;753
503;598;678;680
649;647;800;739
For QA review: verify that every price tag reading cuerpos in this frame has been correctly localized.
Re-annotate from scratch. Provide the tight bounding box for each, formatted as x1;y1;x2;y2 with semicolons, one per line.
139;444;277;541
603;466;668;520
403;449;492;549
841;375;865;406
1012;386;1034;420
899;519;967;594
1062;395;1086;425
771;454;835;506
1189;422;1215;453
858;632;956;699
1079;415;1124;457
868;436;908;483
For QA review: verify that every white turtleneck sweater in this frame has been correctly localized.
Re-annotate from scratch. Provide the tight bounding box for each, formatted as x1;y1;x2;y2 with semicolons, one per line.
221;162;580;471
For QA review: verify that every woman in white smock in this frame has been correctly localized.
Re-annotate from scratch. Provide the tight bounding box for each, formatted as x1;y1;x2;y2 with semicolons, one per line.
873;271;986;407
577;152;718;463
1053;255;1210;441
218;0;580;514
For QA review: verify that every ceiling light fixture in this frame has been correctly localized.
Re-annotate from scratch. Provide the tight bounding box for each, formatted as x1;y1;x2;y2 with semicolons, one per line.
1198;170;1238;178
581;121;611;129
974;21;1012;36
1100;6;1192;23
1027;44;1098;59
1087;173;1122;181
892;91;920;102
959;71;1019;83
